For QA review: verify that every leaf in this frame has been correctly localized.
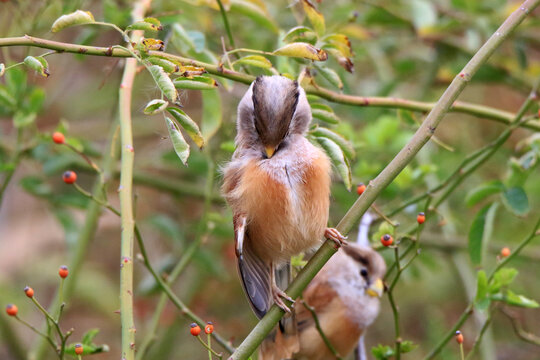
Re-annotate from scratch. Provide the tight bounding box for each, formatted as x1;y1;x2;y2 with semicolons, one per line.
233;55;273;69
201;90;222;142
13;111;37;128
82;329;100;345
371;344;394;360
283;26;317;44
126;17;162;31
165;117;190;165
171;24;197;52
311;108;339;124
468;203;499;265
474;270;490;310
503;291;539;308
273;43;328;61
229;0;279;33
501;186;529;216
146;57;179;73
23;56;49;77
167;107;205;148
0;87;17;109
173;76;218;90
465;180;505;207
143;99;168;115
313;64;343;89
489;268;518;293
302;0;325;36
310;126;355;159
316;137;351;190
140;38;165;51
148;65;177;102
51;10;95;33
322;34;353;58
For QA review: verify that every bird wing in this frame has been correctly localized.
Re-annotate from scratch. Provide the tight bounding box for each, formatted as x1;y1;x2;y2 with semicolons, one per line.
234;214;273;319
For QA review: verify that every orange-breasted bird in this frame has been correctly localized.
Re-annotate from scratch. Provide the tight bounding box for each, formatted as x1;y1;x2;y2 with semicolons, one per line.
222;76;347;317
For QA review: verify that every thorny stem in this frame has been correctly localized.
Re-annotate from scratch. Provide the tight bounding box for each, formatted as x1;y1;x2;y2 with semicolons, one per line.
230;2;540;358
118;1;152;359
2;38;540;130
301;299;343;359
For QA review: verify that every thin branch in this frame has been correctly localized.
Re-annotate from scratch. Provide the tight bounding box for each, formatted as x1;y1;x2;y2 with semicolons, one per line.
465;307;495;360
1;37;539;130
500;307;540;346
216;0;235;48
230;2;540;358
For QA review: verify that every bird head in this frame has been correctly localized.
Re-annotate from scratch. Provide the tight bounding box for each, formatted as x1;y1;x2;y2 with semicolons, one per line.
342;244;387;298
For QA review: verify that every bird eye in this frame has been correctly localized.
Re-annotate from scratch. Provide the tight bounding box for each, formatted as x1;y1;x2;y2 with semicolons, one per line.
360;269;368;278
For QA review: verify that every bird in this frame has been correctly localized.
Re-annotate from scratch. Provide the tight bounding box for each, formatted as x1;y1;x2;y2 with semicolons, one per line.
221;75;347;318
258;243;386;360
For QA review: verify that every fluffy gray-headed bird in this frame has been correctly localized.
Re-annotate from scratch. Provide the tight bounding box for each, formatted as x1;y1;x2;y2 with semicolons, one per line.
221;75;347;317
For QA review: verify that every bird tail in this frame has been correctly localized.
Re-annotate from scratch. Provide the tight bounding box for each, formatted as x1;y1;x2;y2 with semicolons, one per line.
258;263;299;360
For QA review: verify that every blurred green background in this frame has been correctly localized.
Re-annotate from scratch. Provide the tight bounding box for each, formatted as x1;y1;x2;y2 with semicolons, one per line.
1;0;539;359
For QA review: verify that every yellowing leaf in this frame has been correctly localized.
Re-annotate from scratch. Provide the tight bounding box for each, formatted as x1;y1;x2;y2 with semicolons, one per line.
302;0;325;36
23;56;50;77
273;43;328;61
51;10;95;33
339;24;371;40
174;76;218;90
233;55;273;69
322;34;353;58
140;38;165;51
165;117;190;165
167;107;205;148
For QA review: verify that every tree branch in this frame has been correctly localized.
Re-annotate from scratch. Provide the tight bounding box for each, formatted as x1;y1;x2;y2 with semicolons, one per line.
229;1;540;358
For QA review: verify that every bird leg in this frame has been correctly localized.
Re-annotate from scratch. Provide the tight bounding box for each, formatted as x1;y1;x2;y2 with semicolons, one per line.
325;227;349;248
271;263;294;313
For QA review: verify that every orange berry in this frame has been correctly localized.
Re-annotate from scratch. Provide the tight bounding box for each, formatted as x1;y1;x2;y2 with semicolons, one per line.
52;132;65;144
58;265;69;279
501;247;511;257
356;183;366;195
205;322;214;334
417;212;425;224
24;286;34;298
455;330;464;344
190;323;201;336
381;234;393;247
6;304;18;316
62;171;77;184
74;343;83;355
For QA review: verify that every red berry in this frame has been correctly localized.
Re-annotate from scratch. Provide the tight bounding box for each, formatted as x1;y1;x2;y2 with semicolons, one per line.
204;322;214;334
24;286;34;298
6;304;18;316
58;265;69;279
455;330;464;344
381;234;393;247
74;343;83;355
417;212;425;224
356;183;366;195
62;171;77;184
501;247;511;257
190;323;201;336
52;132;65;144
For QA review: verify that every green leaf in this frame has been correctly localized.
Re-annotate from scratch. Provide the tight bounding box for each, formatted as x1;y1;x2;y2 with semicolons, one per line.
23;56;49;77
489;268;518;293
51;10;95;33
400;340;418;353
0;87;17;109
468;203;499;265
492;290;540;308
501;186;529;216
465;180;505;207
201;90;222;143
371;344;394;360
165;117;190;165
313;65;343;89
82;329;100;345
316;137;351;190
312;108;339;124
302;0;325;36
148;65;177;102
126;17;162;31
13;111;37;128
233;55;273;69
474;270;490;310
230;0;279;33
283;26;317;44
167;107;205;148
310;126;355;159
173;76;218;90
143;99;168;115
146;57;179;73
273;43;328;61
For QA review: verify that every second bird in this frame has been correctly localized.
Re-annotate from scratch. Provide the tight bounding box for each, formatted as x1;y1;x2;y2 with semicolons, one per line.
222;76;347;317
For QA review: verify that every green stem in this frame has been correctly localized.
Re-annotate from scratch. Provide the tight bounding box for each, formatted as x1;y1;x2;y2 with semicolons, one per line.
465;309;494;360
0;128;23;208
216;0;235;48
197;334;222;358
14;316;58;354
230;2;540;358
1;37;538;130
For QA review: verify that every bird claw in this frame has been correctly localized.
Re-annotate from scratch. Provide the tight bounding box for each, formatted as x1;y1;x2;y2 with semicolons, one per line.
272;284;294;313
325;228;348;248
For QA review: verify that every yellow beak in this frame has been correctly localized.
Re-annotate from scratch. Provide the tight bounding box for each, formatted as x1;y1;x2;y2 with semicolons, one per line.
265;146;275;158
366;278;384;298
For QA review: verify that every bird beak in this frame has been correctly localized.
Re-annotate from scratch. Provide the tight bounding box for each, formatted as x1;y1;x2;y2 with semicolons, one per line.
367;278;384;298
265;146;275;158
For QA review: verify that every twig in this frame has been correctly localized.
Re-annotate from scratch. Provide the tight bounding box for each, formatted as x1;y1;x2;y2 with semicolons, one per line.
465;307;495;360
14;316;58;354
500;307;540;346
2;38;540;130
301;299;343;359
230;2;540;358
